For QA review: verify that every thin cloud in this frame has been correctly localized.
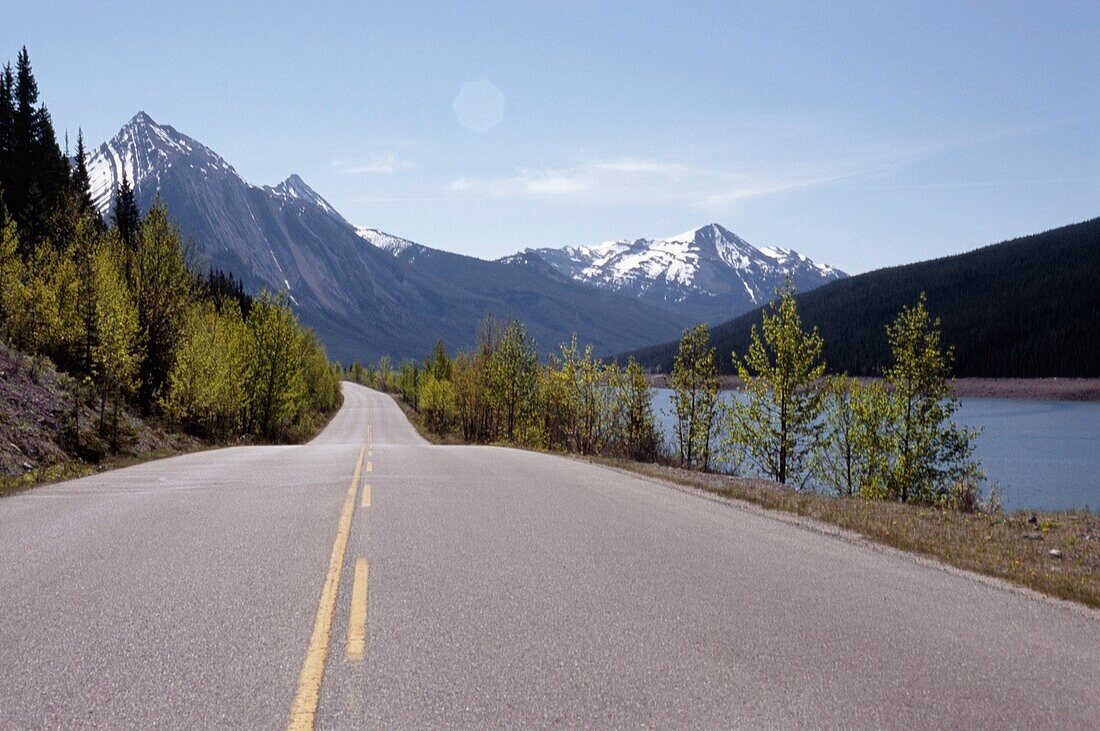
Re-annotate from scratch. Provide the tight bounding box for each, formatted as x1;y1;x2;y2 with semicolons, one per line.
587;158;691;175
449;170;594;197
333;151;413;174
445;120;1060;207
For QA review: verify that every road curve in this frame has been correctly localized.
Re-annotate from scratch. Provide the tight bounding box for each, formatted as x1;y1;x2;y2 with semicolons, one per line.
1;382;1098;729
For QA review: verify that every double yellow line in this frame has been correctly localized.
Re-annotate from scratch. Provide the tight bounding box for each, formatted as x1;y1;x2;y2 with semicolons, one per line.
288;408;376;730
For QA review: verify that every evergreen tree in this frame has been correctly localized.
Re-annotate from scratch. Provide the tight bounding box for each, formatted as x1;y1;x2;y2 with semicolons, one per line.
113;172;140;248
727;281;825;487
71;129;99;224
670;324;720;470
0;64;13;176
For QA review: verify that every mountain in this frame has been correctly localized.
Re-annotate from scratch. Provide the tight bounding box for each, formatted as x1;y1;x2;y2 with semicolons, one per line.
505;223;845;324
86;113;694;361
628;218;1100;378
355;227;691;353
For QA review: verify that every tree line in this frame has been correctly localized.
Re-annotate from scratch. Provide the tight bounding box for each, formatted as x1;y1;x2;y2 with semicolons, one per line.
0;47;341;450
630;217;1100;378
347;315;662;462
352;282;982;511
669;282;983;509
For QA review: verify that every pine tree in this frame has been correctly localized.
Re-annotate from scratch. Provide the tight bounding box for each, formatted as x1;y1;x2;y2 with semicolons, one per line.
727;281;825;487
71;129;99;224
670;323;720;470
0;64;13;181
113;172;140;248
1;49;69;252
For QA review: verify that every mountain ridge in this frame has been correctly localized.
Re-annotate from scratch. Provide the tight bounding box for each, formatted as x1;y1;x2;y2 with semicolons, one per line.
85;113;696;361
505;222;844;324
627;218;1100;377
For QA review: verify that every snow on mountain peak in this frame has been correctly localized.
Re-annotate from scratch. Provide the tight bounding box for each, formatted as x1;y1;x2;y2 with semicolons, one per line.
514;223;845;310
85;111;238;215
86;113;343;226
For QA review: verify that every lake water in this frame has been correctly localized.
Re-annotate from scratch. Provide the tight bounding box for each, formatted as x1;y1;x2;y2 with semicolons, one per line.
650;389;1100;513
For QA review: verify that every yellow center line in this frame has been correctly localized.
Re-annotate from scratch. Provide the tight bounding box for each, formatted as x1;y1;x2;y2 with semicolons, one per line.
345;558;370;661
361;482;371;508
366;461;373;473
287;445;365;731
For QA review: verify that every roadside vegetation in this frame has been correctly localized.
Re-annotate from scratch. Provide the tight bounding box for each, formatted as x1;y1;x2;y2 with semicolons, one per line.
347;283;1098;607
0;47;341;487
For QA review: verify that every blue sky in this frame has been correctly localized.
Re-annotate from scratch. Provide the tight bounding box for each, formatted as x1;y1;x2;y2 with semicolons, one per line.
4;1;1098;273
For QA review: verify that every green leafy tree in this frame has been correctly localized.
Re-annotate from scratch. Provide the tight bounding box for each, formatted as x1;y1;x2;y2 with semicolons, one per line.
619;358;659;461
728;282;825;486
244;291;307;439
130;201;193;409
419;372;456;434
487;319;538;442
883;293;981;504
90;243;139;449
670;324;720;470
0;216;22;334
163;299;248;438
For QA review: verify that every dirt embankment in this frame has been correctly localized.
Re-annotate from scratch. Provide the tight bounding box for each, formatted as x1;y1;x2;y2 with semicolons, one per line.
0;343;196;484
646;374;1100;402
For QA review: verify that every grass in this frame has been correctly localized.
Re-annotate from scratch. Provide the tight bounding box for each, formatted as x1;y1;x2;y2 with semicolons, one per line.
384;391;1100;609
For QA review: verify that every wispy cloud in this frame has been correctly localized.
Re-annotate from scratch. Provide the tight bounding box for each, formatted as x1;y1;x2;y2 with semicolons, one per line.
333;151;413;174
587;158;691;175
445;120;1061;210
449;170;594;197
695;170;870;210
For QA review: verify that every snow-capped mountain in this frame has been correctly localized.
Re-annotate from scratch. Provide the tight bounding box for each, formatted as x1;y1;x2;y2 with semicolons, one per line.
87;112;345;225
506;223;845;323
84;113;693;360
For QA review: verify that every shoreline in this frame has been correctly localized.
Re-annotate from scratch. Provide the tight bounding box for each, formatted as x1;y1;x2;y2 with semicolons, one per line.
645;375;1100;402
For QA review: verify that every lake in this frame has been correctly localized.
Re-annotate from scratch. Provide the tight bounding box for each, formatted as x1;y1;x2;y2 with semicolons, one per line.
650;389;1100;513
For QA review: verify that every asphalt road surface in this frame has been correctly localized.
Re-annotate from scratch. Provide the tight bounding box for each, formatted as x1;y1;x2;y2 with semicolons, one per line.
1;383;1098;729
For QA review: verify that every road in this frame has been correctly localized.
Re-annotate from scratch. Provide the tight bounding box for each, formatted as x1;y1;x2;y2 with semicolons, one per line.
1;382;1098;729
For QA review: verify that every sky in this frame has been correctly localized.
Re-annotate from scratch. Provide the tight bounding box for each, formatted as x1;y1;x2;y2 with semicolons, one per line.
4;1;1098;273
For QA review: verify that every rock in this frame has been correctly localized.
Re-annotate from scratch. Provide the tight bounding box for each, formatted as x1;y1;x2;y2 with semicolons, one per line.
1049;549;1064;559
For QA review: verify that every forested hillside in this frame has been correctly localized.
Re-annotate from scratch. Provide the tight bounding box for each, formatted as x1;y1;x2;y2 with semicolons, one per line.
0;47;341;471
630;218;1100;377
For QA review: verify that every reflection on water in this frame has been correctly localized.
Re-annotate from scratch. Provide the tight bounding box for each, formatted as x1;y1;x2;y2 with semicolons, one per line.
650;390;1100;512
